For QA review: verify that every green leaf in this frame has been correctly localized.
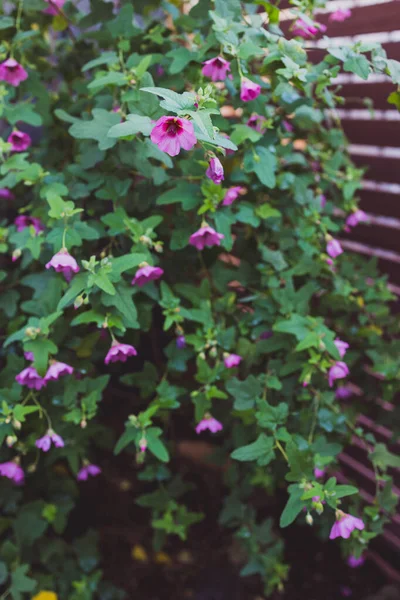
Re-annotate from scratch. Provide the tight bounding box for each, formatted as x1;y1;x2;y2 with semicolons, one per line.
261;247;287;271
88;71;127;91
92;272;116;295
244;146;276;188
231;433;275;466
157;183;200;210
69;109;121;150
230;124;262;145
108;114;153;138
147;427;170;462
114;427;138;455
344;54;371;80
57;273;89;310
226;375;262;411
141;87;196;113
102;285;139;329
256;203;280;219
334;485;359;499
82;52;119;71
10;565;36;600
256;402;288;431
0;561;7;585
24;338;58;377
371;443;400;470
0;16;14;29
109;253;147;278
166;47;195;74
5;104;42;127
195;131;238;152
279;484;304;528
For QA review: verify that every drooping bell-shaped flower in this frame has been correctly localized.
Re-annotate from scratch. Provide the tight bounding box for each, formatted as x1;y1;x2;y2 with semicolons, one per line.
0;58;28;87
104;341;138;364
202;56;231;81
189;225;224;250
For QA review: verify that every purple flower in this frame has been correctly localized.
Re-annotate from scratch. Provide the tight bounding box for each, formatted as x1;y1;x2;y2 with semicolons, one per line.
293;19;327;39
105;342;138;364
327;238;343;259
336;386;353;399
0;58;28;87
334;338;349;359
43;0;65;15
195;416;223;434
247;114;267;133
223;186;244;206
0;461;24;484
16;366;46;390
189;225;224;250
330;9;352;22
259;330;273;340
14;215;44;234
131;265;163;287
45;249;79;281
150;116;197;157
77;464;102;481
319;194;327;209
7;130;31;152
45;361;74;381
176;335;186;349
224;354;242;368
35;430;65;452
347;554;365;568
345;210;369;231
156;65;165;77
206;157;224;184
282;119;294;133
202;56;231;82
240;79;261;102
24;352;34;361
328;361;350;387
0;188;15;200
329;512;365;540
314;467;326;479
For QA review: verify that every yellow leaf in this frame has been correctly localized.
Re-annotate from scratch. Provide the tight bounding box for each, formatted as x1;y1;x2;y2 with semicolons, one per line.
32;592;58;600
131;544;148;562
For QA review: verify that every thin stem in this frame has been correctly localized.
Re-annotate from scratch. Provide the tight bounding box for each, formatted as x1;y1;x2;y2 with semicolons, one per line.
275;439;289;462
16;0;24;34
62;227;67;249
308;395;319;444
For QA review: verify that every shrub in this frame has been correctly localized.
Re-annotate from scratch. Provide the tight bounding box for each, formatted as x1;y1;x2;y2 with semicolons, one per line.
0;0;400;597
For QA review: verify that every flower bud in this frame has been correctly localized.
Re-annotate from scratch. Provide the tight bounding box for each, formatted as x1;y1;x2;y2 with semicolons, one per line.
74;295;84;310
306;513;313;526
12;248;21;262
6;435;17;447
12;419;22;430
80;419;87;429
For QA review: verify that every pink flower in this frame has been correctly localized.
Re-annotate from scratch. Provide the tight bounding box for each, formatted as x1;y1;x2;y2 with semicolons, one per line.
8;130;32;152
314;467;326;479
330;9;352;22
247;114;267;133
195;416;223;434
293;19;327;39
282;120;294;132
224;354;242;368
77;464;102;481
320;194;327;209
223;186;244;206
0;188;15;200
156;65;165;77
189;225;224;250
24;352;34;361
240;79;261;102
46;249;79;281
176;335;186;349
329;512;365;540
0;461;24;484
347;555;365;568
336;386;353;399
45;361;74;381
327;238;343;259
35;430;65;452
334;338;349;359
105;342;138;364
131;265;164;287
345;210;369;231
16;366;46;390
328;361;350;387
43;0;65;15
202;56;231;81
206;157;224;184
221;133;235;156
150;116;197;157
14;215;44;234
0;58;28;87
139;438;147;452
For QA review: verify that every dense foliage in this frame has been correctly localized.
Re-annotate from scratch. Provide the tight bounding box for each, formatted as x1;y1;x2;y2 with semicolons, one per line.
1;0;400;598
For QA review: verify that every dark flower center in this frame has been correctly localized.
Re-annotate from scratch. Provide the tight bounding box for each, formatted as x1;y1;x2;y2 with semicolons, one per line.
7;65;18;72
165;120;182;137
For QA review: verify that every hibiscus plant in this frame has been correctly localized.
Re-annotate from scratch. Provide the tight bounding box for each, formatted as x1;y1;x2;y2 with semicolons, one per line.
0;0;400;598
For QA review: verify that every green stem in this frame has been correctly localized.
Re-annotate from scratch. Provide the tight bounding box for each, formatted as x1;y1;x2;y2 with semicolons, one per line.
275;439;289;462
308;396;319;444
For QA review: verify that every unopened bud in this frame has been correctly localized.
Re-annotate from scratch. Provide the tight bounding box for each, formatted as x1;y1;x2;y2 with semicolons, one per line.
6;435;17;448
209;346;217;358
12;419;22;430
139;437;147;453
80;419;87;429
154;242;163;253
74;295;84;310
12;249;21;262
305;513;313;526
139;235;152;246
